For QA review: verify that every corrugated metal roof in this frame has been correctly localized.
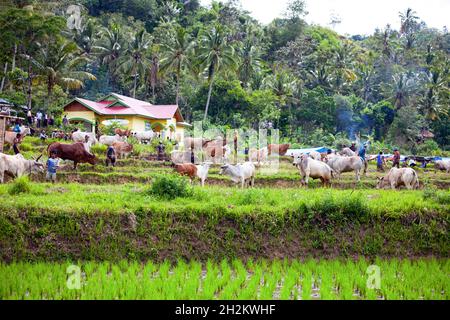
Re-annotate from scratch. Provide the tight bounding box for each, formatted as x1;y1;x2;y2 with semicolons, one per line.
70;93;184;121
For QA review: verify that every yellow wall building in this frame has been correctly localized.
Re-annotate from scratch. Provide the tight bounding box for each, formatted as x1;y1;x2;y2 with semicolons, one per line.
62;93;190;142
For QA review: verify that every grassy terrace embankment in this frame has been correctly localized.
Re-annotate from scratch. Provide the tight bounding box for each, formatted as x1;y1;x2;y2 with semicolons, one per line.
0;184;448;261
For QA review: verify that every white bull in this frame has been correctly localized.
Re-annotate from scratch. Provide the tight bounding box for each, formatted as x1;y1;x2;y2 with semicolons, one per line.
293;154;333;187
0;153;45;183
72;130;97;145
339;147;356;157
195;162;211;187
132;130;155;144
434;160;450;173
376;167;419;190
4;126;31;145
325;155;363;182
308;150;321;161
219;161;256;188
99;134;124;146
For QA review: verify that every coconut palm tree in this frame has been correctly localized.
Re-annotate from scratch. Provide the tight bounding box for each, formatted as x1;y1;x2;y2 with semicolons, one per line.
389;72;418;109
72;18;99;57
32;40;96;100
93;24;126;74
399;8;419;49
237;38;262;88
331;42;357;94
197;24;237;121
147;44;160;102
160;25;195;105
421;69;448;121
117;29;152;98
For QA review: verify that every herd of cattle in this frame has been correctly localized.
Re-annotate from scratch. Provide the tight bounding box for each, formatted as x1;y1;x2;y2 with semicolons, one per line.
172;143;425;190
1;127;449;189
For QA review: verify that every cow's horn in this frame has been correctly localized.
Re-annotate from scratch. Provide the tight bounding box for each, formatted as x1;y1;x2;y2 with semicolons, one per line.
36;154;42;161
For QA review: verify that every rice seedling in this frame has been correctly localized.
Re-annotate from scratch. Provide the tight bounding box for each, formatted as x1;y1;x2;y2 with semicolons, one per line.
0;259;448;300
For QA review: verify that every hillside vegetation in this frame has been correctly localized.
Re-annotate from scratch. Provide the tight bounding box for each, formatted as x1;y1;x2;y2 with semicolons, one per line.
0;0;449;153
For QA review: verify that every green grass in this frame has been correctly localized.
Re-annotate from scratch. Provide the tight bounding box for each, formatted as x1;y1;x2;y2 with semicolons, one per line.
0;259;448;300
0;183;447;216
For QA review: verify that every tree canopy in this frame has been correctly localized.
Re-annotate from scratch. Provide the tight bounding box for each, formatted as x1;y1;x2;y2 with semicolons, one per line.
0;0;449;152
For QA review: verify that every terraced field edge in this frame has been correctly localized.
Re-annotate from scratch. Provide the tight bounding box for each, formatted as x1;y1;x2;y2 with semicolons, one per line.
1;186;448;262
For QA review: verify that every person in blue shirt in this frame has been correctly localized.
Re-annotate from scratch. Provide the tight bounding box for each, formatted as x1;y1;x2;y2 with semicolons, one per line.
376;151;384;172
358;144;367;160
46;151;59;183
13;123;21;133
358;144;368;175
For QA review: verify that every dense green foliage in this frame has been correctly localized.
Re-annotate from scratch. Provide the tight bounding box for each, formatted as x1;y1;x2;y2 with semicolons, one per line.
0;0;448;152
1;259;448;299
148;174;193;199
7;176;32;195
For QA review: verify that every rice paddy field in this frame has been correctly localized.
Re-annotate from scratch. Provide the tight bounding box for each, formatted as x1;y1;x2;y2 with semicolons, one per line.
1;259;448;300
1;136;449;300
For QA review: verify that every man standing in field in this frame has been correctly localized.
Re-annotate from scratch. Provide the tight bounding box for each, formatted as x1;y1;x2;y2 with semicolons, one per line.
36;110;42;128
376;151;385;172
358;144;368;175
393;148;400;168
46;151;59;183
106;145;116;167
27;109;32;126
12;133;21;155
62;114;68;127
157;141;165;161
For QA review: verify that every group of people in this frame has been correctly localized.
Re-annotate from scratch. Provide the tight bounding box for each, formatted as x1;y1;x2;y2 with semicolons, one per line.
374;150;400;172
343;142;405;172
26;109;55;128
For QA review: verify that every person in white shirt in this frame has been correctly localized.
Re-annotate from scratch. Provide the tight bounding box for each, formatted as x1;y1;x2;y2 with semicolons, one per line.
36;111;42;128
27;109;32;125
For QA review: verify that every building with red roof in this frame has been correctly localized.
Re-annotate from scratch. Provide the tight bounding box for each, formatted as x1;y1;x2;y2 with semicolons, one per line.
62;93;191;141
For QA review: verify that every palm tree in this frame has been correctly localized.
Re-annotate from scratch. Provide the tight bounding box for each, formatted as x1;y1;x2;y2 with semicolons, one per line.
421;69;448;121
331;42;357;93
197;24;237;121
262;70;298;104
93;24;126;79
117;29;152;98
160;25;195;105
73;18;99;57
147;44;160;102
237;38;262;88
32;40;96;103
399;8;419;49
389;72;418;109
262;69;299;133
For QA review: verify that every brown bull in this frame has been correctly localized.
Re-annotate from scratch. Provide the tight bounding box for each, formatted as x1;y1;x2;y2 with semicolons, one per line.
112;141;133;159
268;144;290;156
114;128;131;137
47;142;97;170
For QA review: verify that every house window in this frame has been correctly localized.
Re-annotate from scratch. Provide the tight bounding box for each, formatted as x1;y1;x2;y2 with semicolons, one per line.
145;121;152;131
